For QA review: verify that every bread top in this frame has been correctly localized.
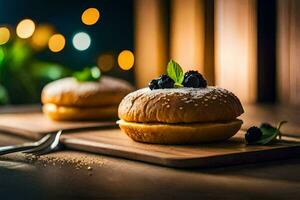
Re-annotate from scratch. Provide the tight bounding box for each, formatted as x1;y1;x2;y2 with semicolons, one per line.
42;76;134;107
118;87;244;123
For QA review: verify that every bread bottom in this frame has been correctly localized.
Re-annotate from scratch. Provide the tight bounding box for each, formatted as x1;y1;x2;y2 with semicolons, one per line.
43;103;118;121
118;119;243;144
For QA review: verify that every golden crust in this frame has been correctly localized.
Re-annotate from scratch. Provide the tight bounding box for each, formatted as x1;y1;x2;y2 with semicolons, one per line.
118;87;244;123
43;103;118;121
42;76;134;107
118;119;243;144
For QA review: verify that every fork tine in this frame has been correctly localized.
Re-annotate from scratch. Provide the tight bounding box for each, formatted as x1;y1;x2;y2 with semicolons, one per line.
24;134;56;153
26;130;63;155
34;134;52;145
30;143;62;156
50;130;62;149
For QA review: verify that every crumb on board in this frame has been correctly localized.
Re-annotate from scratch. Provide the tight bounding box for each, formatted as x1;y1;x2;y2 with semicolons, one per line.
24;151;104;171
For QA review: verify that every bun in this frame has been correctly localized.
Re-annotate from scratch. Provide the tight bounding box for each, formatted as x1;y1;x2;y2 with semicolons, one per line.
118;119;242;144
42;76;133;121
118;87;244;123
43;103;118;121
118;87;244;144
42;76;134;107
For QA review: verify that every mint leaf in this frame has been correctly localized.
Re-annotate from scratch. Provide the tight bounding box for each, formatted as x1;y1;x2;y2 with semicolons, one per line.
174;82;183;88
73;67;101;82
253;121;287;145
255;126;277;145
167;60;184;84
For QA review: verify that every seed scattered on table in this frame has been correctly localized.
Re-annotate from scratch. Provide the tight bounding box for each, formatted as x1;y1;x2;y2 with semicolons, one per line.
24;151;104;172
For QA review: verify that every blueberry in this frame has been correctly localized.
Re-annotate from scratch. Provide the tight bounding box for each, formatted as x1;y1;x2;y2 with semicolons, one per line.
183;70;207;88
157;74;174;89
245;126;263;144
260;123;273;130
184;75;200;88
149;79;159;90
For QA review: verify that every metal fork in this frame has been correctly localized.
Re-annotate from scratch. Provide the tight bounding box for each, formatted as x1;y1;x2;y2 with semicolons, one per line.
0;130;63;156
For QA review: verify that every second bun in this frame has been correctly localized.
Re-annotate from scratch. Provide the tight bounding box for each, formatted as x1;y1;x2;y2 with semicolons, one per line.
42;76;133;121
42;76;133;107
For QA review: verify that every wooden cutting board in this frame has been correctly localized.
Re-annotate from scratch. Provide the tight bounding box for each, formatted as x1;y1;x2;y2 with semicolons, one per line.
0;112;117;139
62;129;300;168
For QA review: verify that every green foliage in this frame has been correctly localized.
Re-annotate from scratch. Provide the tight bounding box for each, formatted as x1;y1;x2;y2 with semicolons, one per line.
0;39;71;105
0;84;9;105
73;67;101;82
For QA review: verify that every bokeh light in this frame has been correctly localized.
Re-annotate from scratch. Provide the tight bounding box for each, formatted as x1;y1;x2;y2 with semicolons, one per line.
31;24;54;50
0;27;10;45
72;32;91;51
97;53;115;72
81;8;100;25
118;50;134;70
48;34;66;52
16;19;35;39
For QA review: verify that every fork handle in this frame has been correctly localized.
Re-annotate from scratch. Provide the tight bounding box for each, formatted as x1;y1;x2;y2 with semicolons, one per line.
0;144;37;156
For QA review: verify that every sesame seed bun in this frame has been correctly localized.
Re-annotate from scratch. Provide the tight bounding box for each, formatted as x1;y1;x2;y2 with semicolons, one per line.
42;76;134;107
118;87;244;144
42;76;133;121
118;87;244;123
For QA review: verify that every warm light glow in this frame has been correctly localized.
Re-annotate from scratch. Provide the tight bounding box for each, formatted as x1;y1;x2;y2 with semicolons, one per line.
72;32;91;51
215;0;256;103
81;8;100;25
31;24;54;50
16;19;35;39
170;0;204;72
48;34;66;52
134;0;169;88
97;53;115;72
0;27;10;45
118;50;134;70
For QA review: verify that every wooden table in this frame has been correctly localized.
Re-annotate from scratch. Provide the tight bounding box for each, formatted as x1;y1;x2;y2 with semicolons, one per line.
0;104;300;200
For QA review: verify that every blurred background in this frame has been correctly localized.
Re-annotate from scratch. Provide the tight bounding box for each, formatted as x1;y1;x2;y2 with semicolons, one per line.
0;0;134;104
0;0;299;106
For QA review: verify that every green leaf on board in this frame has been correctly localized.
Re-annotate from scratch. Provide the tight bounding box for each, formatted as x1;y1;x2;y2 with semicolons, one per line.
253;121;287;145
